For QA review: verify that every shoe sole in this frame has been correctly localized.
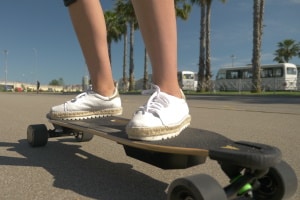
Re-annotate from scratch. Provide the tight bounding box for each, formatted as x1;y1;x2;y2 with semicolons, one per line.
48;108;123;120
126;115;191;141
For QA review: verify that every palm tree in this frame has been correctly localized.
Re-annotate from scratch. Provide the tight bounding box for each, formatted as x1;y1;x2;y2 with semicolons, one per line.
251;0;265;93
205;0;226;91
114;0;136;91
104;10;123;66
190;0;226;92
115;0;138;91
273;39;300;63
175;0;192;20
194;0;206;92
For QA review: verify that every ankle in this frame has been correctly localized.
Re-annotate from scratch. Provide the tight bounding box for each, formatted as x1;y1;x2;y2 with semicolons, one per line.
93;87;116;97
153;83;183;99
160;88;184;99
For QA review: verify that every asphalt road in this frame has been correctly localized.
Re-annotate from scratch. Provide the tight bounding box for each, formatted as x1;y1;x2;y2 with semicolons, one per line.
0;93;299;200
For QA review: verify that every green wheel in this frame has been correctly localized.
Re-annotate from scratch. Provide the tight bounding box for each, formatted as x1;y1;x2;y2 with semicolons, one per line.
253;161;298;200
167;174;227;200
27;124;48;147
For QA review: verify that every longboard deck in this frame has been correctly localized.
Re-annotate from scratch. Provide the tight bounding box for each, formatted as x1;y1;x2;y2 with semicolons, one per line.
50;117;227;156
49;116;281;170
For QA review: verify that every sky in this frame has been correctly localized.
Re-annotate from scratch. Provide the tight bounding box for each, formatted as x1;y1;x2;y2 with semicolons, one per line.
0;0;300;85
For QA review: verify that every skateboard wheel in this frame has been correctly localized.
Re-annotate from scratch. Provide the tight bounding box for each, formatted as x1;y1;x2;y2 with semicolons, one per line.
75;132;94;142
27;124;48;147
253;160;298;200
167;174;227;200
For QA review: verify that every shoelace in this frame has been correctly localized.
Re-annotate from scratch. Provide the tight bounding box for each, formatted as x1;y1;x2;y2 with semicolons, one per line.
140;85;169;115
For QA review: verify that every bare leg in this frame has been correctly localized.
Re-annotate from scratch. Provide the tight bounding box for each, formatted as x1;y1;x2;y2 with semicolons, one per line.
127;0;190;141
49;0;122;120
131;0;182;98
68;0;115;96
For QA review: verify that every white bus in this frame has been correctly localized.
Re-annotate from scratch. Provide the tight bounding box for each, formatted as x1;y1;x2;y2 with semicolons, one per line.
177;71;197;91
215;63;298;91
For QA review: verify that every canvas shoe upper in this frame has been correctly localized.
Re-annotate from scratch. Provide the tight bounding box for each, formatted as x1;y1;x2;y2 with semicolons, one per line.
48;89;122;120
126;85;191;141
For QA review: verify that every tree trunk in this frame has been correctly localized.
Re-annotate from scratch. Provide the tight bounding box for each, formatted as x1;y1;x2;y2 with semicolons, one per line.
205;1;212;91
122;31;128;92
108;41;112;67
143;48;149;90
198;4;206;92
129;22;135;91
251;0;264;93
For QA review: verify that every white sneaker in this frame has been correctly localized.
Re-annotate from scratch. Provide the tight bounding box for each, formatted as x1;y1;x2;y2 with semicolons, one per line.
126;85;191;141
48;89;122;120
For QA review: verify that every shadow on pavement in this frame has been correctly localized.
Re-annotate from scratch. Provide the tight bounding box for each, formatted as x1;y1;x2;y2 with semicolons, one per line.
0;139;167;200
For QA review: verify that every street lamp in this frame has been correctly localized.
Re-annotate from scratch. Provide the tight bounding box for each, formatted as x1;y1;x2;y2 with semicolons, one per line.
231;54;236;67
3;50;8;91
33;48;38;83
